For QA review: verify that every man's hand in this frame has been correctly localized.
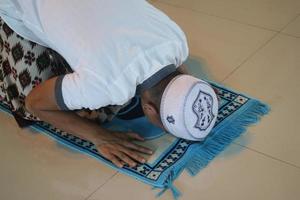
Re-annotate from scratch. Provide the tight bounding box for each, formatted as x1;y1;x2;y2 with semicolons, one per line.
95;130;153;168
25;76;153;168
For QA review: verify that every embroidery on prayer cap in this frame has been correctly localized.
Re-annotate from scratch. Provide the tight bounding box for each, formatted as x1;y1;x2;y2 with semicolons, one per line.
167;115;175;124
192;90;215;131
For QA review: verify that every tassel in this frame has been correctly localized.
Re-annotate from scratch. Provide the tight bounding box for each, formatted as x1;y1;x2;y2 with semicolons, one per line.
186;101;270;176
154;170;182;200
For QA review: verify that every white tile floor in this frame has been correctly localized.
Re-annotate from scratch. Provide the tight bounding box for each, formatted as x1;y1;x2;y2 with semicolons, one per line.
1;1;300;200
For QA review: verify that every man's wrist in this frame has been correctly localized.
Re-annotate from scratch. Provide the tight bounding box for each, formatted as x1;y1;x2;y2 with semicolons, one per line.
90;126;111;144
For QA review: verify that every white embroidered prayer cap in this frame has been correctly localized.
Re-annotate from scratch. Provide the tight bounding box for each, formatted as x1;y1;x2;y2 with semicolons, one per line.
160;75;219;141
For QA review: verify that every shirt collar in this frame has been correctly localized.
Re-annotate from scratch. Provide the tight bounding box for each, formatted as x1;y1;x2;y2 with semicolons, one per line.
135;64;176;95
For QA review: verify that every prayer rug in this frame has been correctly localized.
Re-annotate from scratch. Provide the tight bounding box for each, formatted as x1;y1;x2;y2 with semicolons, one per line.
0;82;270;199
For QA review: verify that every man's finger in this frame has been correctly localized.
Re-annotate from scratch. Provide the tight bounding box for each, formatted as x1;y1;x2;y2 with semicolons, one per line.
104;153;124;168
118;146;147;164
120;160;126;166
122;148;146;163
126;132;145;141
112;151;137;167
122;141;153;155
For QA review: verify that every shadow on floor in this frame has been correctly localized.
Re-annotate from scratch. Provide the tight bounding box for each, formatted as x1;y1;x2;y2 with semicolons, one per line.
184;55;215;81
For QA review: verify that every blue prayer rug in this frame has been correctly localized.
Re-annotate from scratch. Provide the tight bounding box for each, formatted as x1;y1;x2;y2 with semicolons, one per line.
0;82;270;199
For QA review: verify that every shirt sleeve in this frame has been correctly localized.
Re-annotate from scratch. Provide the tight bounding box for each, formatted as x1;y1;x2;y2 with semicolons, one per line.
54;69;112;110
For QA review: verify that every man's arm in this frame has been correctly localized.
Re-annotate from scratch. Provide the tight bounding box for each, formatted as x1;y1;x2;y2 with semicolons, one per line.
25;76;153;167
25;76;103;140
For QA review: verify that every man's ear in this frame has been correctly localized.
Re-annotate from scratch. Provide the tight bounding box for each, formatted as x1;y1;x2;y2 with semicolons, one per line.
143;102;159;115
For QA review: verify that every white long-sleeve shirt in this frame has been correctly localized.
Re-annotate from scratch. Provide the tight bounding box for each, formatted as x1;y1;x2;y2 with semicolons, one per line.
0;0;189;110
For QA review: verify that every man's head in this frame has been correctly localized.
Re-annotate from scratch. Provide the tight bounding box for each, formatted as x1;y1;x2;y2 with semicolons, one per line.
140;70;183;131
140;69;219;141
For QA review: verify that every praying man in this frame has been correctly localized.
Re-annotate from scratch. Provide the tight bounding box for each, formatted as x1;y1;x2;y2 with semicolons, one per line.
0;0;218;168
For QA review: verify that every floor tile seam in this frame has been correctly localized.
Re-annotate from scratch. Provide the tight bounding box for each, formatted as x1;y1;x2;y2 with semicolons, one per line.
84;172;118;200
279;13;300;38
279;13;300;32
155;1;282;32
221;31;279;83
279;32;300;38
232;142;300;170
